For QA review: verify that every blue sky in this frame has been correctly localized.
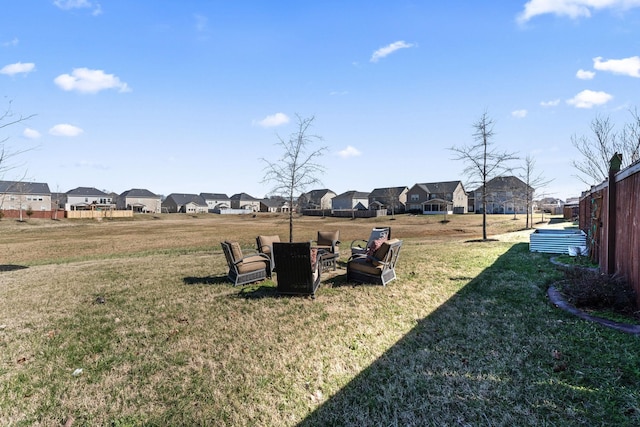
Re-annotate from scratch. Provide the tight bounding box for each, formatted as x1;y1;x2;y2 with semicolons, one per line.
2;1;640;200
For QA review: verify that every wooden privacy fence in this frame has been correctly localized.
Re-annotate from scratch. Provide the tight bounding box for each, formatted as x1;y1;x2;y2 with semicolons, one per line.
579;155;640;304
65;210;133;219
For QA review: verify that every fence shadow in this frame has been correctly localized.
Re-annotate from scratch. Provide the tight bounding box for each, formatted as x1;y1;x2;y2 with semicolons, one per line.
296;243;597;426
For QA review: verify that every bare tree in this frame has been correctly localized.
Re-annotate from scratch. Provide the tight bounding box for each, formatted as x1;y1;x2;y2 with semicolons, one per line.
518;155;553;229
382;187;401;218
261;115;327;242
1;100;35;178
450;111;518;240
572;110;640;185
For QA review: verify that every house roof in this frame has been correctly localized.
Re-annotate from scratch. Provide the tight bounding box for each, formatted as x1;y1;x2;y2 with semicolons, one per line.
230;192;259;201
164;193;207;206
474;176;532;193
66;187;108;197
413;180;463;194
200;193;229;200
369;186;408;198
120;188;159;198
0;180;51;194
260;198;283;208
334;190;370;199
305;189;334;198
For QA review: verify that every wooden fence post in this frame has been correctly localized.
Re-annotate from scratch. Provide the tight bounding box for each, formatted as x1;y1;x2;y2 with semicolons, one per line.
607;153;622;275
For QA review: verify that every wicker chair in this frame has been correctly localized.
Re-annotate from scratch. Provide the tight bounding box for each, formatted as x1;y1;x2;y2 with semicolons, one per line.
272;242;322;297
347;238;403;286
311;230;340;271
350;227;391;257
256;234;281;273
221;240;271;286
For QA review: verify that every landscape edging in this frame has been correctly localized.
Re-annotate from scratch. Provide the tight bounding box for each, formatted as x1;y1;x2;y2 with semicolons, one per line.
547;286;640;336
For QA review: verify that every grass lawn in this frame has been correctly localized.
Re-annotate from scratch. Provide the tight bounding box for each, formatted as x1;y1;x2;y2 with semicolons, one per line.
1;213;639;426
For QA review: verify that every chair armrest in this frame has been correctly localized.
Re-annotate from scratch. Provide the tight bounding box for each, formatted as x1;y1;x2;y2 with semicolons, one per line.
234;252;271;266
350;239;368;249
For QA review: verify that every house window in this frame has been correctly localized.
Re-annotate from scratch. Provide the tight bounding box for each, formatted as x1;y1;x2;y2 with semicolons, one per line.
410;194;419;201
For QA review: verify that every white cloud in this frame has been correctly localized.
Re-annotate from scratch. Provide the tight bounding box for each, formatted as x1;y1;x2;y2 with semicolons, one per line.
370;41;415;63
53;0;102;15
49;124;84;137
517;0;640;23
566;89;613;108
511;109;528;118
54;68;131;94
0;62;35;76
593;56;640;78
576;69;595;80
23;128;41;139
255;113;290;128
2;38;19;47
194;14;208;32
337;145;362;159
540;99;561;107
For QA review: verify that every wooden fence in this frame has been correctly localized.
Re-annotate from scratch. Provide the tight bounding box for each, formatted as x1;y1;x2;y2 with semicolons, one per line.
65;210;134;219
579;156;640;304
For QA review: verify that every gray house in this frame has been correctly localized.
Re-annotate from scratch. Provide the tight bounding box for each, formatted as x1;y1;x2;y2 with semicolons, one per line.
230;193;261;212
472;176;532;214
162;193;208;214
65;187;113;211
200;193;231;212
406;181;467;214
368;186;408;214
0;180;52;212
332;190;370;211
298;189;336;210
119;188;162;213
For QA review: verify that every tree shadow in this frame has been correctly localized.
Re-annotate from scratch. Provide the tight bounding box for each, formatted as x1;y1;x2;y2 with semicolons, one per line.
297;243;637;426
0;264;28;272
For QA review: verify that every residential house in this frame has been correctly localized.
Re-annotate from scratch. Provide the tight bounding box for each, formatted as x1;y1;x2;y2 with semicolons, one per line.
200;193;231;212
119;188;162;213
368;186;408;214
298;189;336;210
162;193;208;214
535;197;564;215
332;190;370;211
406;181;467;214
230;192;261;212
473;176;533;214
0;180;52;213
65;187;114;211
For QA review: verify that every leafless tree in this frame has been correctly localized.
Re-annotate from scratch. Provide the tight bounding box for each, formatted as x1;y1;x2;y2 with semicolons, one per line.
518;155;553;229
1;100;35;178
382;187;401;218
450;111;518;240
261;115;327;242
572;110;640;185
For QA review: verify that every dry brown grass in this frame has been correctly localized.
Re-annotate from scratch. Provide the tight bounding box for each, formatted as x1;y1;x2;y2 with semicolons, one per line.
2;213;638;426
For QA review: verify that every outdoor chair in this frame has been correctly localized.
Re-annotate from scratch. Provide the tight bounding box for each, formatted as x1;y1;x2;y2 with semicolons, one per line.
272;242;322;297
350;226;391;257
256;234;281;273
311;230;340;271
221;240;271;286
346;238;403;286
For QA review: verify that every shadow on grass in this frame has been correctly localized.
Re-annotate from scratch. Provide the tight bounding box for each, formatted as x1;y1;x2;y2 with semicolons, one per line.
182;275;228;285
298;242;640;426
0;264;28;272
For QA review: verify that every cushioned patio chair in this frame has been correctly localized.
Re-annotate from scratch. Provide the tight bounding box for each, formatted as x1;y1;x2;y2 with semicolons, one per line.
256;234;281;273
272;242;322;297
311;230;340;271
221;240;271;286
346;238;403;286
350;226;391;257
